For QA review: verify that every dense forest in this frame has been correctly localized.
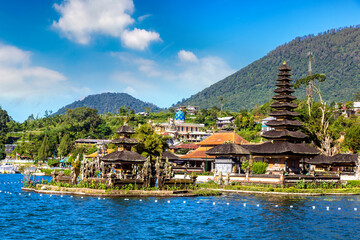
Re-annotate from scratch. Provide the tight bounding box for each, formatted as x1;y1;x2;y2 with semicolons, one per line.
55;92;161;115
178;26;360;110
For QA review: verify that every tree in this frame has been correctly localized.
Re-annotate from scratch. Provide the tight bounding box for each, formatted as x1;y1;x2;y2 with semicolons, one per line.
133;124;168;161
344;124;360;153
0;107;10;159
354;91;360;101
219;96;226;115
294;73;326;117
38;135;50;161
58;134;71;158
62;107;102;138
294;74;337;155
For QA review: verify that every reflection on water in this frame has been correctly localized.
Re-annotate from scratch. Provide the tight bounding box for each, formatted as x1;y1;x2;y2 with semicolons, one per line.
0;174;359;239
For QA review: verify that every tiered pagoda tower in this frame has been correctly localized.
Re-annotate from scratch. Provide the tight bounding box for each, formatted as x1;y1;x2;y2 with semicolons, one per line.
101;125;146;172
246;62;319;174
111;125;138;151
262;62;306;142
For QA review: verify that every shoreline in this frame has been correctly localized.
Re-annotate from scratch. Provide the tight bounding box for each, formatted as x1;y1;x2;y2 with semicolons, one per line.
21;187;219;198
211;188;360;196
21;186;360;197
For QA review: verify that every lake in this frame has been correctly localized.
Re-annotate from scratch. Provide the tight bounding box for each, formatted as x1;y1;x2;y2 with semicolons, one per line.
0;174;359;239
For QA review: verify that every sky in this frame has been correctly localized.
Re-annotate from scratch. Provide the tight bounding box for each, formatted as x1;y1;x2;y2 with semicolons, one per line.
0;0;360;122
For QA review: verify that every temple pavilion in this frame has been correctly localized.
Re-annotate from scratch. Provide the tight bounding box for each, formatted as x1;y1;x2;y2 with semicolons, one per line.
101;125;146;173
246;62;320;174
180;131;249;172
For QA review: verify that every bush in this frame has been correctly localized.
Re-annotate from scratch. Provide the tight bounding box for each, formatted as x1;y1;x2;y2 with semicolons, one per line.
252;161;268;174
347;180;360;188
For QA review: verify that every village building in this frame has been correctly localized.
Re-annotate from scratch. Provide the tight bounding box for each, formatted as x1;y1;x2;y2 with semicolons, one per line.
206;143;250;175
217;116;235;129
154;110;210;143
169;142;199;154
180;131;249;172
260;117;276;134
75;139;112;146
177;106;200;115
245;62;320;174
306;154;358;173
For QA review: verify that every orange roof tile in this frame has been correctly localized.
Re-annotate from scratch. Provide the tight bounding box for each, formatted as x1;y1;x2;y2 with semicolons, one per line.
198;132;248;146
86;149;115;158
180;146;215;159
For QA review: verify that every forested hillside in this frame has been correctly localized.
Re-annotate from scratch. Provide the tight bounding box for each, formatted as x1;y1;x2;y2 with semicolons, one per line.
55;92;161;115
178;26;360;110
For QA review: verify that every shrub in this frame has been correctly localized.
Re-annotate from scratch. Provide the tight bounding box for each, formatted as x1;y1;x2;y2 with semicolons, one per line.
347;180;360;188
252;161;268;174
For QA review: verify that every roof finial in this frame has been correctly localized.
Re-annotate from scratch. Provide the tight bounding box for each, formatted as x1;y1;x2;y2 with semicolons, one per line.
283;61;287;65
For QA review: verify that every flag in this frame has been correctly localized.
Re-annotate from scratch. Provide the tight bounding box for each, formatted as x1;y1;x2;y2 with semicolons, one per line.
16;152;20;157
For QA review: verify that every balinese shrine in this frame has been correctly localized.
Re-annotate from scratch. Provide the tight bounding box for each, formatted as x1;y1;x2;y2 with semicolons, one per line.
246;62;319;174
101;125;147;177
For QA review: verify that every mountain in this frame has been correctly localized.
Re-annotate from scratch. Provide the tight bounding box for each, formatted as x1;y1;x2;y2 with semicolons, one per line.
177;26;360;111
55;92;161;115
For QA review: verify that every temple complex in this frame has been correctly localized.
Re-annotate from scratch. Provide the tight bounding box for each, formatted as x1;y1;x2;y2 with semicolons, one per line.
100;125;147;177
246;62;320;174
154;110;210;143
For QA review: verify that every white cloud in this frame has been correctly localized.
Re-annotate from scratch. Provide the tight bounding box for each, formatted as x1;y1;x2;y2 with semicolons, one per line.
178;50;198;63
0;44;85;101
0;45;30;66
121;28;161;50
179;56;234;87
124;86;136;95
138;14;152;22
53;0;160;49
113;51;235;97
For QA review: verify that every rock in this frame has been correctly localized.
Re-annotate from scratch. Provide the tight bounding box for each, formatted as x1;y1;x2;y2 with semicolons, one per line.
41;185;48;190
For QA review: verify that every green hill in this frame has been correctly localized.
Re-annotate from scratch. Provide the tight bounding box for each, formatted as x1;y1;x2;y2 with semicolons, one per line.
55;92;161;115
177;26;360;110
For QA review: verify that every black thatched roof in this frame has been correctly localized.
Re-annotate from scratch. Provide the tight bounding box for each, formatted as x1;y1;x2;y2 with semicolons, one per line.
277;72;291;76
261;130;307;139
274;88;295;93
272;94;297;101
206;143;250;156
266;119;302;128
269;110;300;117
111;137;138;145
244;142;320;156
101;150;146;163
276;76;292;81
307;154;358;165
161;151;180;161
276;82;293;87
278;63;292;71
270;102;298;109
115;125;136;134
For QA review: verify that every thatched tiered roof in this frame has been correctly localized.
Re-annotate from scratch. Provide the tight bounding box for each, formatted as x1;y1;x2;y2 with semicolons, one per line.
263;62;305;142
306;154;358;165
245;142;320;156
161;151;180;161
249;62;319;156
206;143;250;156
111;138;138;145
101;150;146;163
115;125;136;135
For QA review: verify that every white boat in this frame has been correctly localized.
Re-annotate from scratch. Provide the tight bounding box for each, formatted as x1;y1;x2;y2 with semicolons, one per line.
0;165;16;174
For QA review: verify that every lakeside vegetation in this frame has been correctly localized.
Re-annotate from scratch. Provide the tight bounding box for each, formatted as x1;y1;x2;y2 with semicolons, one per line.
1;92;360;161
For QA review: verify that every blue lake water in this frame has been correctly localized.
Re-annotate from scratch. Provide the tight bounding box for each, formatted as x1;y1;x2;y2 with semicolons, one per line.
0;174;359;240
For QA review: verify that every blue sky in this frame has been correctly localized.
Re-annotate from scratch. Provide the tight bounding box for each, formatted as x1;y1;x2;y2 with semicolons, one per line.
0;0;360;121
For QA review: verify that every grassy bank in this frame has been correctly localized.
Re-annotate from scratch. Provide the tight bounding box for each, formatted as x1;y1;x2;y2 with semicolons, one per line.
40;169;71;176
23;184;221;197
